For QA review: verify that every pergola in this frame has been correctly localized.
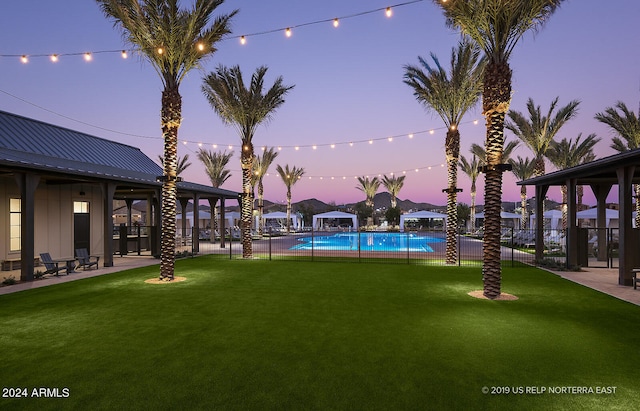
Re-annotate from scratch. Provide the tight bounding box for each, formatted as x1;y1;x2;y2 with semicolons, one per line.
518;148;640;286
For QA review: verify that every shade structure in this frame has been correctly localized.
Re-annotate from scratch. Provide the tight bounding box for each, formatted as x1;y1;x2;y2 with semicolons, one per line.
529;209;563;230
576;207;620;228
258;211;300;231
399;210;447;232
312;211;358;230
474;211;523;228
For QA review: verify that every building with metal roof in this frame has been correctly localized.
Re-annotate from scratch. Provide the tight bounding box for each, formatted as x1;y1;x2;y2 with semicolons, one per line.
0;110;239;281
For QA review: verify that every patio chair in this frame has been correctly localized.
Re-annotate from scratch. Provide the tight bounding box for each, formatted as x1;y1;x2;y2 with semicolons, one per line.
39;252;68;276
75;248;99;270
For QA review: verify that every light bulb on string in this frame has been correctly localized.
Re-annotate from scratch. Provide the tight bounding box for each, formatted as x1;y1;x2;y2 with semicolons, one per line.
84;53;92;62
285;28;292;37
240;36;246;45
333;18;339;28
385;7;393;17
121;50;128;59
20;55;28;64
50;54;58;62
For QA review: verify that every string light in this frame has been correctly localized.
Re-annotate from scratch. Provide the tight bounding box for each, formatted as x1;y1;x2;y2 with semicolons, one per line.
1;1;426;62
20;55;28;64
83;53;92;62
50;54;58;62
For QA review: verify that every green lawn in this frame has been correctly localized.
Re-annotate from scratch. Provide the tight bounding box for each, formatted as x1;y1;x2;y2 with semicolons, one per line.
1;256;639;410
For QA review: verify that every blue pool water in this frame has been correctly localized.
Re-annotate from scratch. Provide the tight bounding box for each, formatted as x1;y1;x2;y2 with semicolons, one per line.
290;232;444;252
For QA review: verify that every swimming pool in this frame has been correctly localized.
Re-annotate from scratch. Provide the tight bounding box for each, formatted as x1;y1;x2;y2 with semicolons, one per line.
290;232;444;252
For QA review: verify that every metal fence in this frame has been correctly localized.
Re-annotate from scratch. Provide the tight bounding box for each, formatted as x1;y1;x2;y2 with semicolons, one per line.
184;227;538;267
112;225;620;269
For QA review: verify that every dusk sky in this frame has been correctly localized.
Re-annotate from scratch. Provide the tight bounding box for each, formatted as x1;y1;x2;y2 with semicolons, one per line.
1;0;639;207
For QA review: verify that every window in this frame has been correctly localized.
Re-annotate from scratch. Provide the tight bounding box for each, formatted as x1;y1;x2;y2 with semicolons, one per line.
74;201;89;213
10;198;21;252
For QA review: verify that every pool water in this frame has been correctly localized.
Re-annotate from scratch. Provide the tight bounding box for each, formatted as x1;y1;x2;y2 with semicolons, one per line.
290;232;444;252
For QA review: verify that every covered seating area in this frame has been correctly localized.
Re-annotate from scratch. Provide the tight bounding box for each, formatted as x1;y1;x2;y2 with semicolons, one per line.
312;211;358;231
400;210;447;232
519;148;640;286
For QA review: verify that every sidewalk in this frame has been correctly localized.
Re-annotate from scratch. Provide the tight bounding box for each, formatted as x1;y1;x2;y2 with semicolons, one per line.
550;267;640;306
0;255;159;296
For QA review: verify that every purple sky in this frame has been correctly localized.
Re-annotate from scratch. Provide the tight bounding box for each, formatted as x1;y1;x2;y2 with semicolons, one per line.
1;0;639;207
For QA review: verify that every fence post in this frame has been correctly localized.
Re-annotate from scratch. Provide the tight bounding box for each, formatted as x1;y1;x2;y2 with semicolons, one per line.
358;228;361;263
269;227;272;261
458;230;461;267
406;231;410;264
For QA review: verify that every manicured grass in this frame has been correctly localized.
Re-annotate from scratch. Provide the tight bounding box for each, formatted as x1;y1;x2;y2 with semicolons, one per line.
1;256;639;410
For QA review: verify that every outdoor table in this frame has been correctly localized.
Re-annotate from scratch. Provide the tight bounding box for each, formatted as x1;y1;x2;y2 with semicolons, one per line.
53;258;77;274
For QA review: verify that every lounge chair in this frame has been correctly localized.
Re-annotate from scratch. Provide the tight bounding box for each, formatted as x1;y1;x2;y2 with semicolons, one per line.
75;248;99;270
39;252;68;276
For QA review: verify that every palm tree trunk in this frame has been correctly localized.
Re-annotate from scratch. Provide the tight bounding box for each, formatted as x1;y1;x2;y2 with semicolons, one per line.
286;188;292;233
240;145;254;258
159;87;181;280
258;180;264;236
210;198;218;242
520;186;528;230
445;128;460;265
470;182;476;233
560;185;568;230
635;184;640;228
482;61;512;300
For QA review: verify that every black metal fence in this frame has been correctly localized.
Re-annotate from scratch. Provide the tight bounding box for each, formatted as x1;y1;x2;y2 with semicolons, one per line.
114;225;620;269
184;227;537;267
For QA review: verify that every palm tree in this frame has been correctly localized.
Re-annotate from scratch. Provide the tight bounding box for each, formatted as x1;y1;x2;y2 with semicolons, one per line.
97;0;237;281
275;164;305;233
459;154;480;233
433;0;566;299
595;101;640;226
202;65;294;258
276;164;304;233
506;97;580;176
356;176;380;208
470;140;520;166
381;174;406;209
546;133;600;229
197;148;233;237
509;156;536;229
158;154;192;176
404;38;485;265
254;147;279;235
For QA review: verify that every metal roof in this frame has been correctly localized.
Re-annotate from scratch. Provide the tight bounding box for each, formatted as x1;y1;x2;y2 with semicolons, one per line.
0;110;238;199
518;148;640;187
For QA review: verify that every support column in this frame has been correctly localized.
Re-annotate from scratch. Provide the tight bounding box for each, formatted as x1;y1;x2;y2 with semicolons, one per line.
617;166;636;286
15;173;39;282
534;185;548;262
102;182;116;267
193;193;200;253
566;178;578;268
